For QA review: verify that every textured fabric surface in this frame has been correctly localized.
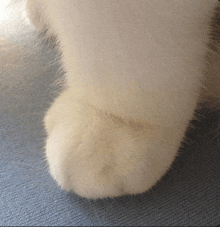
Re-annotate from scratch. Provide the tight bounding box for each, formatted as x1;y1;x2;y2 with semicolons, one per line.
0;1;220;226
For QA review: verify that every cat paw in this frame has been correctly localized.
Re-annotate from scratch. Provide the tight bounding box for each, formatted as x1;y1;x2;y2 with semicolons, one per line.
44;88;180;199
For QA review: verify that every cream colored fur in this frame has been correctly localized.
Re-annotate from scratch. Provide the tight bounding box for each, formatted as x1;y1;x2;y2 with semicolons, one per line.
26;0;220;199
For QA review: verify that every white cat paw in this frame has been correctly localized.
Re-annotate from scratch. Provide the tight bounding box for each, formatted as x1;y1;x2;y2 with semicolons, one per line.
44;88;180;199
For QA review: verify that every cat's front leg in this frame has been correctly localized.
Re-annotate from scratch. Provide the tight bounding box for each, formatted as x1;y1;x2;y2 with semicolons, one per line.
44;87;186;199
25;0;215;199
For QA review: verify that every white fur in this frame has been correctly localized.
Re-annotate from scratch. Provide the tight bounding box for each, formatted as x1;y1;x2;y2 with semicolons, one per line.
26;0;219;199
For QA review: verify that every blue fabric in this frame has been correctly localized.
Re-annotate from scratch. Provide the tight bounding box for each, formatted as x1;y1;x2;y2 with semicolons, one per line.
0;1;219;226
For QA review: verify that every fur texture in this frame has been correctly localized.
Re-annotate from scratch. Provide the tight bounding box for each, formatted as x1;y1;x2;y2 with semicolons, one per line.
26;0;220;199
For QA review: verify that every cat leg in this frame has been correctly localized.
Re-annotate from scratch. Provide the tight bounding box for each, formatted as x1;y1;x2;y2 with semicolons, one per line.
25;0;46;31
24;0;217;198
41;0;216;199
25;0;55;39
